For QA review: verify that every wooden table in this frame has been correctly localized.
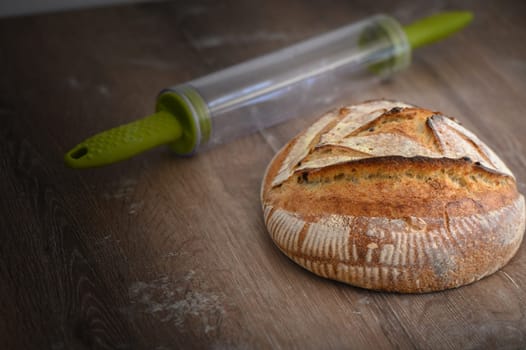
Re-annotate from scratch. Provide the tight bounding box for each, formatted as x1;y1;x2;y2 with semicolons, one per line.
1;0;525;348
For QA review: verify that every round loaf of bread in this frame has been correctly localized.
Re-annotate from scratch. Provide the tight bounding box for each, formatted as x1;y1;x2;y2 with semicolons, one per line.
261;100;525;293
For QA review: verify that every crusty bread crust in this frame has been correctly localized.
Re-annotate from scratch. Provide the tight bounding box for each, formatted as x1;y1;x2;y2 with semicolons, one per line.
261;100;525;293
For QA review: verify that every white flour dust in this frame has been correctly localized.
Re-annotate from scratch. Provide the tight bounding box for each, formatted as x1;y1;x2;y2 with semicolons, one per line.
127;271;225;334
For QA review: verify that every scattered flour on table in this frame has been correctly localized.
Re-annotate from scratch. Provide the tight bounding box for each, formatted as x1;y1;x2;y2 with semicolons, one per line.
127;271;225;334
101;178;144;215
128;201;144;215
97;85;110;97
103;178;137;200
67;76;80;89
258;129;282;153
126;58;176;70
189;31;290;49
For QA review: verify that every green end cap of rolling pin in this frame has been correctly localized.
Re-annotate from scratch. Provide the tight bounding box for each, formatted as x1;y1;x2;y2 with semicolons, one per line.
403;11;474;50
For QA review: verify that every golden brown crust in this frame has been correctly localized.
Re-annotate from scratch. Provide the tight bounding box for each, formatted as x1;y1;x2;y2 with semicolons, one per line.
261;100;525;293
264;156;518;219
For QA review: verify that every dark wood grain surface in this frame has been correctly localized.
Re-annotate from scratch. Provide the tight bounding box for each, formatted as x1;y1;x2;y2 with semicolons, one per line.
1;0;526;349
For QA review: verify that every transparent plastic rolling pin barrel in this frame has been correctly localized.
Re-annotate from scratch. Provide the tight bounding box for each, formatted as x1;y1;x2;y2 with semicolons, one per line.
64;12;473;168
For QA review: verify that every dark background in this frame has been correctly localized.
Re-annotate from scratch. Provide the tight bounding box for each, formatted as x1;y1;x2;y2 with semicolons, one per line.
1;0;525;348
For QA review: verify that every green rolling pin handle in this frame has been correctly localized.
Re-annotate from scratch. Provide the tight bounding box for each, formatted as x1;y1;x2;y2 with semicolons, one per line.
64;110;183;168
366;11;473;74
403;11;474;50
64;90;210;168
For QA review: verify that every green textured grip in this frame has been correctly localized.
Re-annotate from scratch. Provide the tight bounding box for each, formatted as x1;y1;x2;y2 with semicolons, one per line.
403;11;474;50
64;111;182;168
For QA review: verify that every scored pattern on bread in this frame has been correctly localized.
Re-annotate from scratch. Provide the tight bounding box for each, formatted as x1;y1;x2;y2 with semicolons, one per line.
263;196;525;292
271;100;513;188
261;99;525;293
